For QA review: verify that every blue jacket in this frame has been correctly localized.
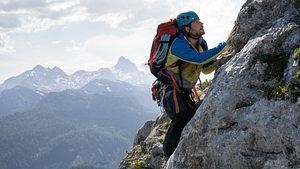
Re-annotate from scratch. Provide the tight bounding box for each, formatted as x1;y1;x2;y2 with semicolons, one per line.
165;32;226;90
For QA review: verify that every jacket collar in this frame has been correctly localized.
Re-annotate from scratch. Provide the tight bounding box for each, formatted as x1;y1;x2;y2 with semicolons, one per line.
178;32;203;42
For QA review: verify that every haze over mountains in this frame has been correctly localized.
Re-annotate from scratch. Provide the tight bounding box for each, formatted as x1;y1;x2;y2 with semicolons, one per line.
0;56;156;116
0;56;158;169
0;56;153;93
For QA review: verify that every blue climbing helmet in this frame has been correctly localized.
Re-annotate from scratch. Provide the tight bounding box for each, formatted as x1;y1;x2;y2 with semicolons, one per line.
176;11;199;29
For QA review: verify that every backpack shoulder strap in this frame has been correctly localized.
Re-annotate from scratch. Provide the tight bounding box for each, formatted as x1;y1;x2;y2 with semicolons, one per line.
199;37;208;51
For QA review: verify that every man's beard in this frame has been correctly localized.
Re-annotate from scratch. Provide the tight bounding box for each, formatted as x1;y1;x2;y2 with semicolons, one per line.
189;29;204;39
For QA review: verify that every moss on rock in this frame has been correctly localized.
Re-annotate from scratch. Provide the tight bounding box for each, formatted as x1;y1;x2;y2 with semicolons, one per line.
131;159;146;169
119;115;171;169
293;0;300;8
254;55;289;81
295;46;300;79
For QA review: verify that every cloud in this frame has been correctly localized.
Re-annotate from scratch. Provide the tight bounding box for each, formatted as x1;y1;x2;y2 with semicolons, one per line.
0;33;14;53
0;0;246;60
0;0;245;34
48;1;79;11
0;13;20;30
65;29;154;67
81;0;174;29
0;0;176;34
0;0;47;11
0;0;86;33
0;0;173;52
13;6;88;33
0;0;247;83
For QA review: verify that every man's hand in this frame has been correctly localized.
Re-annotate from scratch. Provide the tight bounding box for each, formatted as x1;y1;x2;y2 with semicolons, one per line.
215;21;238;69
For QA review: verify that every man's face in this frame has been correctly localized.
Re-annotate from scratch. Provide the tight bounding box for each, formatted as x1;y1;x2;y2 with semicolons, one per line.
190;19;205;36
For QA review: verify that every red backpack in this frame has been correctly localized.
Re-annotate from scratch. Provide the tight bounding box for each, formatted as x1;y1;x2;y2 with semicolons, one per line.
149;19;201;112
148;19;178;78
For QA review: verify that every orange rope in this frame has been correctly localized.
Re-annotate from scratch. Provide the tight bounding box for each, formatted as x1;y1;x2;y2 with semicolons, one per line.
159;71;180;113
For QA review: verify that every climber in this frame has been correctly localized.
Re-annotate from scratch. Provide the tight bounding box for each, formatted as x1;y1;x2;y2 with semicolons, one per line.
160;11;227;158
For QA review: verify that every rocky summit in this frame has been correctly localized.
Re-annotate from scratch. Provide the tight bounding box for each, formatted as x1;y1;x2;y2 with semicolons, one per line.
119;0;300;168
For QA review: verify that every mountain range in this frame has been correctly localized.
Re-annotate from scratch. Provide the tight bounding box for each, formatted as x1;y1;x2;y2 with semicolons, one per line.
0;56;158;169
0;56;156;116
0;56;154;93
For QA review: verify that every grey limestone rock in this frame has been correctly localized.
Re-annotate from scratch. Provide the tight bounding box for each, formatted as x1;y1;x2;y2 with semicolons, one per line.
166;0;300;168
119;0;300;168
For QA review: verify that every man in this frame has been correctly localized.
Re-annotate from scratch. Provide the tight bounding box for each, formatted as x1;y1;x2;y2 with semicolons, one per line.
161;11;227;158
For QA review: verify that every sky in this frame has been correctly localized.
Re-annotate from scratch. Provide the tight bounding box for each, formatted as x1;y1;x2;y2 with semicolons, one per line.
0;0;246;84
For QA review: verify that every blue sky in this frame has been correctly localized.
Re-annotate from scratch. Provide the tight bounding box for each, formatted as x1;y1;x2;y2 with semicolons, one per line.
0;0;246;83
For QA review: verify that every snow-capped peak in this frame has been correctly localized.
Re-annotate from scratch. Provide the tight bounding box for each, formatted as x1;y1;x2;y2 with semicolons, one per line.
0;57;154;93
33;65;47;72
112;56;138;73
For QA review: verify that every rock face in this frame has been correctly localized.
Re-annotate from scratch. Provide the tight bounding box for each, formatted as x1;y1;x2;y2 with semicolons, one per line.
166;0;300;168
118;112;170;169
119;0;300;168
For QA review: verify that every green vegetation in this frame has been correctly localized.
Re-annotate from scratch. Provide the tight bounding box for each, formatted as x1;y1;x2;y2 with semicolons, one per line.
260;81;300;102
196;79;212;98
123;118;171;169
0;109;133;169
260;83;291;100
197;79;212;91
293;0;300;8
70;166;108;169
256;48;300;102
295;46;300;59
125;145;142;159
254;50;300;102
157;120;171;134
131;159;146;169
295;46;300;79
296;69;300;79
274;83;291;99
125;145;148;169
254;55;289;80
